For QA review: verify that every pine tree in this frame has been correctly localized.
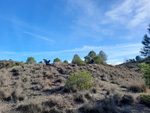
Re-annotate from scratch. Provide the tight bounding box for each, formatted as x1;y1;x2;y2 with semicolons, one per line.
99;50;107;63
88;51;96;58
140;24;150;57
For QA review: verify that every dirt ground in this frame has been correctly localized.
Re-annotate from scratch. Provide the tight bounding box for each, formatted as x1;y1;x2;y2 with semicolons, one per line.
0;61;150;113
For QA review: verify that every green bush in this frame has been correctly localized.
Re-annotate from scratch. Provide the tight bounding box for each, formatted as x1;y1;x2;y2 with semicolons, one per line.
145;56;150;64
53;58;61;62
26;57;36;64
63;60;68;64
140;94;150;106
93;56;102;64
66;71;94;90
72;54;85;66
84;56;91;64
140;63;150;88
1;62;19;68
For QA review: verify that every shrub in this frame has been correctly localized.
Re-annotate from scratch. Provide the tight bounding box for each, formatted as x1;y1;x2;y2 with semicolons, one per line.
72;54;85;66
74;94;87;103
26;57;36;64
63;60;68;64
120;95;134;105
135;56;142;62
66;71;94;90
53;58;61;62
145;56;150;64
79;95;118;113
128;84;147;93
93;56;102;64
140;94;150;106
84;56;91;64
140;63;150;88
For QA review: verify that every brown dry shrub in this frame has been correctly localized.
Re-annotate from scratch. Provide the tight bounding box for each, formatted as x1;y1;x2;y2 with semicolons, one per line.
120;95;134;105
128;84;147;93
11;91;25;101
74;94;87;104
0;76;4;86
63;85;78;93
0;89;12;101
42;96;63;108
79;95;118;113
79;103;99;113
16;103;43;113
84;93;93;100
49;107;61;113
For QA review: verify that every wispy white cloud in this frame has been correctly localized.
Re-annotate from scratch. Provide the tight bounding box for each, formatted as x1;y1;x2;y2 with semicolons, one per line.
0;15;54;39
24;31;54;43
104;0;150;29
66;0;112;37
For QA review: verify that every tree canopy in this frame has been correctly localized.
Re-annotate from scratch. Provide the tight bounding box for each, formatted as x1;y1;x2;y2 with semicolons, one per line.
99;50;107;63
26;57;36;64
140;24;150;57
63;60;68;64
88;51;96;58
53;58;61;62
72;54;85;65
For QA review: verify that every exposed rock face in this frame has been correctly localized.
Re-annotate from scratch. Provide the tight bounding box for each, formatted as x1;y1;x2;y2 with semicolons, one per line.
0;62;149;113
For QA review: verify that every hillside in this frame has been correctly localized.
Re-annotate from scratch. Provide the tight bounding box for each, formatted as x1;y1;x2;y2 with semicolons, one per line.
117;62;141;72
0;61;150;113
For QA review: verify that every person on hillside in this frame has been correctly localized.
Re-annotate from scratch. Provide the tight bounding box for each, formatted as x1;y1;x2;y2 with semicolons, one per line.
43;59;51;65
91;58;94;64
46;60;51;65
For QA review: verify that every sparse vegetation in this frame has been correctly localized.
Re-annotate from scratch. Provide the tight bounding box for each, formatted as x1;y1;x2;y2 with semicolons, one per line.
53;58;61;62
0;61;20;69
136;56;142;62
140;94;150;107
93;56;102;64
66;71;94;90
63;60;68;64
26;57;36;64
140;63;150;88
72;54;85;66
84;50;107;64
84;56;91;64
0;59;149;113
128;84;147;93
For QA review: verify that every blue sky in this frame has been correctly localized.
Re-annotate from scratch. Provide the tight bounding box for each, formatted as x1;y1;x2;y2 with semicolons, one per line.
0;0;150;65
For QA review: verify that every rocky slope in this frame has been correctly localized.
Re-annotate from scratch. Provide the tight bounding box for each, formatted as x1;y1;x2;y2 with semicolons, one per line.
0;62;150;113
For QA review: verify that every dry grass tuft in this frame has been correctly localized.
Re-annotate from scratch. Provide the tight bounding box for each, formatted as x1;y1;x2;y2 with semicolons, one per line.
16;103;43;113
74;94;87;104
128;83;147;93
120;95;134;105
